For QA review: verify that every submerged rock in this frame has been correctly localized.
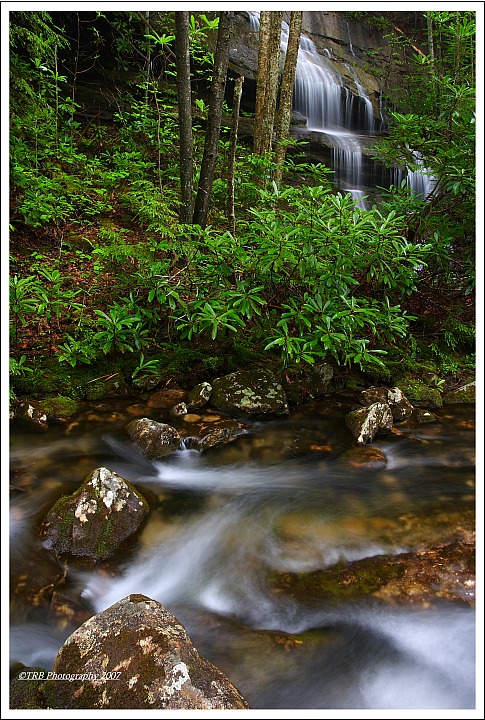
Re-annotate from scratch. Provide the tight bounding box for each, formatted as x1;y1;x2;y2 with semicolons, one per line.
210;368;289;416
41;467;149;560
42;594;250;709
125;417;181;459
345;402;393;443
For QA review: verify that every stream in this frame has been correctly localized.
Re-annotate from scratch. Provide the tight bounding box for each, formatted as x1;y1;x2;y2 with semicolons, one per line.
9;397;476;710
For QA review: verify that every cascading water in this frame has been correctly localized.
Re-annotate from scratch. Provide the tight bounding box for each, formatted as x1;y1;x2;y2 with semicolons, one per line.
248;11;435;206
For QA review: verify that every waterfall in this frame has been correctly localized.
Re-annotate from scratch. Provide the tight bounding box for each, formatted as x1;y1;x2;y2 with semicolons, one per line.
247;11;434;206
249;11;370;207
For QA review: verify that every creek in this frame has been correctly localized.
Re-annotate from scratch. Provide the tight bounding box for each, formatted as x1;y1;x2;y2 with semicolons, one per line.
9;396;476;710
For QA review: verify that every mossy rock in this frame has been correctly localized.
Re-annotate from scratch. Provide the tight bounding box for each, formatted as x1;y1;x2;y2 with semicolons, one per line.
397;379;443;409
37;395;80;419
442;383;476;404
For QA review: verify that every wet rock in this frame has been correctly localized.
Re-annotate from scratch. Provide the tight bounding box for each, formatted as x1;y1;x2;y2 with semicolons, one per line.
345;402;393;443
210;368;289;417
17;396;80;427
125;418;181;459
10;666;49;709
340;445;388;471
178;414;248;452
170;402;188;417
397;379;443;409
412;408;439;424
442;381;476;404
301;362;334;397
360;386;413;421
42;594;250;709
187;382;213;410
41;467;149;561
271;531;475;608
146;388;188;409
85;374;131;401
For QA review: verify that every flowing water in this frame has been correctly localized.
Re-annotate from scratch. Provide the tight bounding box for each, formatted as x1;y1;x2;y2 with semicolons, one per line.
9;397;477;710
249;11;436;206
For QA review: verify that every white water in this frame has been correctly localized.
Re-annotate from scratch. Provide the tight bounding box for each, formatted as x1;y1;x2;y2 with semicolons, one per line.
9;398;476;710
248;11;436;205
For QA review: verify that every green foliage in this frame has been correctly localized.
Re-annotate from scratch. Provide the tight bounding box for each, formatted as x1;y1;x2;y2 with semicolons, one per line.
131;353;162;379
374;11;475;295
93;306;149;356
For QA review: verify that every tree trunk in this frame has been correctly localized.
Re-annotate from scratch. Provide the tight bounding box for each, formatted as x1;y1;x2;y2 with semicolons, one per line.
193;11;231;229
254;11;283;156
274;11;302;185
174;11;194;223
227;75;244;235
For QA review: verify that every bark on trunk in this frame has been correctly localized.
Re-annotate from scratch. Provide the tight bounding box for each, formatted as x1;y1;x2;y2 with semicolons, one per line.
174;11;194;223
254;11;283;157
227;76;244;235
193;12;231;228
274;11;302;185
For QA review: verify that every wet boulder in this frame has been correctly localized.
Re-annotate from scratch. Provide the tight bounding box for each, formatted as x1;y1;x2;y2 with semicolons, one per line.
178;412;248;451
360;386;413;421
187;382;213;410
41;467;149;561
146;388;188;410
210;368;289;417
125;417;181;459
397;379;443;409
345;402;393;443
17;396;80;427
442;381;476;404
42;594;250;709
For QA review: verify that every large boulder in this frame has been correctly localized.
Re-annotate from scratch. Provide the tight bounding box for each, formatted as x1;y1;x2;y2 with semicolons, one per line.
42;594;250;709
41;467;149;561
125;418;181;459
210;368;289;417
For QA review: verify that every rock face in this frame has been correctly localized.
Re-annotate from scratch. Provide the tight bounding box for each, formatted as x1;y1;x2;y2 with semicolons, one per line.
125;418;181;459
41;467;149;560
42;594;250;709
210;368;289;416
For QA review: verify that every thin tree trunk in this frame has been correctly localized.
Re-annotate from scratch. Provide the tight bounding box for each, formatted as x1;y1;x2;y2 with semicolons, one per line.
253;11;271;155
274;11;302;185
254;11;283;156
193;11;232;228
174;11;194;223
227;75;244;235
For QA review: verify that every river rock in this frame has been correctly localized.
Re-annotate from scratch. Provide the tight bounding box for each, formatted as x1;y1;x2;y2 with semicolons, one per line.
210;368;289;416
17;396;80;427
187;382;213;410
340;445;388;471
442;381;476;404
345;402;393;443
40;467;149;561
146;388;188;409
42;594;250;709
397;379;443;409
360;386;413;421
125;417;181;459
